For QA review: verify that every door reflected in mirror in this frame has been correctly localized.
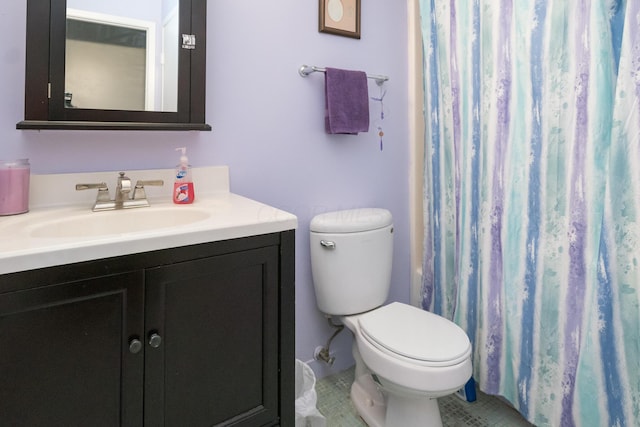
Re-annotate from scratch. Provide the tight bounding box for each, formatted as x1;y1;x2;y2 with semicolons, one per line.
65;1;178;113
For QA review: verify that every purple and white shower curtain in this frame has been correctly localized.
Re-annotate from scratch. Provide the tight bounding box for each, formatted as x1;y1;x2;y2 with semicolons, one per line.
419;1;639;425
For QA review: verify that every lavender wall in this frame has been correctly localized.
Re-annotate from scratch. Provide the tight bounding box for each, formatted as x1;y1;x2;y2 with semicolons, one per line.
0;1;410;378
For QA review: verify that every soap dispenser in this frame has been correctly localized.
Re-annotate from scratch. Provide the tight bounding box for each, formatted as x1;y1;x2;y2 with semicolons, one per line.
173;147;194;204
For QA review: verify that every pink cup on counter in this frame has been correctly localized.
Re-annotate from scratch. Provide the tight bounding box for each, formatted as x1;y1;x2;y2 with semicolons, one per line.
0;159;30;216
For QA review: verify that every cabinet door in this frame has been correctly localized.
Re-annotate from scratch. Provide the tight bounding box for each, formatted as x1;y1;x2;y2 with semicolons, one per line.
145;246;280;427
0;271;145;426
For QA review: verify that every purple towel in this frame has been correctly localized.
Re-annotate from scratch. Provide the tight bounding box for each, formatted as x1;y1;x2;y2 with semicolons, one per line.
325;68;370;134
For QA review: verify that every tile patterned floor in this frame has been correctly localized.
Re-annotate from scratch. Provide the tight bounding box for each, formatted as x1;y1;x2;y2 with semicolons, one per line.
315;367;535;427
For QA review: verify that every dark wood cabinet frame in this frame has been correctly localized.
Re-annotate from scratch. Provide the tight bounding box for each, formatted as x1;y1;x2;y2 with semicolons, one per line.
17;0;211;131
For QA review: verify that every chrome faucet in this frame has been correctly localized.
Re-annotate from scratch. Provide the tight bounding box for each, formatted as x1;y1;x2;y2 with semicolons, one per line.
76;172;164;211
115;172;132;204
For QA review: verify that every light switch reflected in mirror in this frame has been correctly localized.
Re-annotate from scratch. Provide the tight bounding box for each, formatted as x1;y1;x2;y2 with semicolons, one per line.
65;2;179;113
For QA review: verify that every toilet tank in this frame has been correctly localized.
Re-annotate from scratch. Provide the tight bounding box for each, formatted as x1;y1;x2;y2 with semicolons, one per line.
310;208;393;315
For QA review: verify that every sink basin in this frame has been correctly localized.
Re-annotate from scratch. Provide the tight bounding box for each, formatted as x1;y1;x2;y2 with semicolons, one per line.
28;206;211;239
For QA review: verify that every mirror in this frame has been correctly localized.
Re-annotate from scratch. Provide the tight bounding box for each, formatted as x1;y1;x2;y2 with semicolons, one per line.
17;0;210;131
65;1;178;112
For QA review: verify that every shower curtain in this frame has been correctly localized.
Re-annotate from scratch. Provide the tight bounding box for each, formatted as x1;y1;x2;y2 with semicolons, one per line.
419;1;639;426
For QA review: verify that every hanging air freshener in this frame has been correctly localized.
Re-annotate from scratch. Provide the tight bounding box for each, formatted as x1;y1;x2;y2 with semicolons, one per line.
371;86;386;151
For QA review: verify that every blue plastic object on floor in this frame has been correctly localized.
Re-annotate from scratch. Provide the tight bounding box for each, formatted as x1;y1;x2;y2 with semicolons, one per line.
456;377;477;402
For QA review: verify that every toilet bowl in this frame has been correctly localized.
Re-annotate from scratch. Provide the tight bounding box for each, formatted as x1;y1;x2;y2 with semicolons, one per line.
341;302;472;427
310;208;472;427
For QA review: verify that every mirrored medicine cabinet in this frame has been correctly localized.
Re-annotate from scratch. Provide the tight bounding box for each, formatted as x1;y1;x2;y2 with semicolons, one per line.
17;0;211;131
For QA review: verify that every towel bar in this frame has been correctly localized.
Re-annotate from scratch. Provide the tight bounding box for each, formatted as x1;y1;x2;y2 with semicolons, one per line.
299;65;388;86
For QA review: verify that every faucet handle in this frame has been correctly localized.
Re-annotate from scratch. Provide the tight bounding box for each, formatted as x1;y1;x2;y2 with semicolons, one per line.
132;179;164;201
76;182;111;210
135;179;164;187
76;182;108;191
76;182;110;201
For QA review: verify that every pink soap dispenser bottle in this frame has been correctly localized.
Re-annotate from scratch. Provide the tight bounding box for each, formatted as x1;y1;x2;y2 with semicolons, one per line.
173;147;195;204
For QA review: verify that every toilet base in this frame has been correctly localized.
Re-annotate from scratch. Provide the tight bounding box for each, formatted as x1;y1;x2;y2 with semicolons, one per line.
351;374;386;427
350;373;443;427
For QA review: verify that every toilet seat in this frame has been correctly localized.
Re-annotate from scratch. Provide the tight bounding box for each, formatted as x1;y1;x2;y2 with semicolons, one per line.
358;302;471;367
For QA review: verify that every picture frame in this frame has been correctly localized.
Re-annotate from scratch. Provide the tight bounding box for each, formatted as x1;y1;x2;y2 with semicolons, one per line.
319;0;361;39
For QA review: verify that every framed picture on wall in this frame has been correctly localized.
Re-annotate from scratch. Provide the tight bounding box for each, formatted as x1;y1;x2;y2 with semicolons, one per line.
319;0;361;39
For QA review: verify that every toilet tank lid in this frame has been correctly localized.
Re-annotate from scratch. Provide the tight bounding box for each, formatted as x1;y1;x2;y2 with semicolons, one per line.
310;208;392;233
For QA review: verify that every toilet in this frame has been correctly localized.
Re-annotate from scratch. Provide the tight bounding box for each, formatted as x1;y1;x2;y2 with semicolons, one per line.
310;208;472;427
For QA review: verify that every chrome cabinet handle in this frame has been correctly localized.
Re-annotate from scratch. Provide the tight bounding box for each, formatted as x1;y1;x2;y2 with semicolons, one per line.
148;333;162;348
129;338;142;354
320;240;336;249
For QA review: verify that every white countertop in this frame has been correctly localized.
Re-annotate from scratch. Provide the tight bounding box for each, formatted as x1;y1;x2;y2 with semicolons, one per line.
0;166;297;275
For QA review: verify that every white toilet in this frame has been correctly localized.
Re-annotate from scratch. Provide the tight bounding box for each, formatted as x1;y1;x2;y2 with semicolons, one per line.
310;208;472;427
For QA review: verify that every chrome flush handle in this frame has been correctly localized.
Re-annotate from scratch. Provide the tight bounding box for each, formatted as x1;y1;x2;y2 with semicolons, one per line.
320;240;336;249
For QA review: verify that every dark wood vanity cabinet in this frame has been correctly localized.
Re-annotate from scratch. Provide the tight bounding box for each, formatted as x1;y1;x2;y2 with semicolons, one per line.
0;270;145;426
0;231;295;427
144;245;284;426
